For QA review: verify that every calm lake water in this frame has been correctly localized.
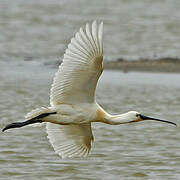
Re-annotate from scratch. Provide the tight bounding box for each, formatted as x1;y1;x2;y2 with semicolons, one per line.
0;61;180;179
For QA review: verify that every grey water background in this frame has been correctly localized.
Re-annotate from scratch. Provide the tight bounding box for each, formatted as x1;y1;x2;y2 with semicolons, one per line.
1;0;180;62
1;0;180;179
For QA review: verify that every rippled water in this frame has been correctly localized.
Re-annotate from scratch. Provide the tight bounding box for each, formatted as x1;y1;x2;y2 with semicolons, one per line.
1;0;180;62
0;61;180;179
1;0;180;179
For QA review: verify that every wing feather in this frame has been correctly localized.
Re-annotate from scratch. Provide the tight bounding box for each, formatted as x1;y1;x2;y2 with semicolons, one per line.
50;20;103;106
46;122;93;158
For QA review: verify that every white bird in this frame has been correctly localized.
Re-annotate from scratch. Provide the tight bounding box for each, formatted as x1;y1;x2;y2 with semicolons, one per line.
3;21;176;159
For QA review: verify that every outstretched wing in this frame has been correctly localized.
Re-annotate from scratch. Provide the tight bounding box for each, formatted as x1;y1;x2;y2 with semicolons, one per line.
46;123;94;158
50;21;103;106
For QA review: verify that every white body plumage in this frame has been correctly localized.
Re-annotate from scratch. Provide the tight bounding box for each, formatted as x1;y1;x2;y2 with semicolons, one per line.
31;21;105;158
3;21;176;159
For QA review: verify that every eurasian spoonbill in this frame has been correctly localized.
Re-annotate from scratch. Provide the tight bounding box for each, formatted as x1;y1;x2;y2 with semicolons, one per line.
2;21;176;158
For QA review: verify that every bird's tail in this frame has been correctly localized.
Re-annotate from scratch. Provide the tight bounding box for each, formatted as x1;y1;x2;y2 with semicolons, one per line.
2;107;56;132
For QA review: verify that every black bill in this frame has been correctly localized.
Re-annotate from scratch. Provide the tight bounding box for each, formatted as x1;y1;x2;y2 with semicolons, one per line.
140;114;177;126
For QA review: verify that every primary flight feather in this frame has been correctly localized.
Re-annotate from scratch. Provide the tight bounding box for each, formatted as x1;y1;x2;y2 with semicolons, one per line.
47;21;103;158
3;21;176;159
50;21;103;106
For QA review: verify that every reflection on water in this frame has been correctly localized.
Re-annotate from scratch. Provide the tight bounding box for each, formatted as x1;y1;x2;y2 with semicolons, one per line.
0;62;180;179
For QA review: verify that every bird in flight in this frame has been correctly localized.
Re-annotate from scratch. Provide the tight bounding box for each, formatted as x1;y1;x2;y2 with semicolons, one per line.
3;21;176;159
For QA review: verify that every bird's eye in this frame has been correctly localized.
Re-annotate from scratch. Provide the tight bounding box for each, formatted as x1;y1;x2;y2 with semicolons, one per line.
136;114;140;117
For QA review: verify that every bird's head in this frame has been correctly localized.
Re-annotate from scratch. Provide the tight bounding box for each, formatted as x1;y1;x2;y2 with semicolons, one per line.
126;111;176;126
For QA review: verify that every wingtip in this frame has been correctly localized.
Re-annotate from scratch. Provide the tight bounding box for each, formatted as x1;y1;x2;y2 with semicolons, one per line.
85;23;90;29
92;20;97;26
85;20;103;31
99;21;103;28
92;20;103;27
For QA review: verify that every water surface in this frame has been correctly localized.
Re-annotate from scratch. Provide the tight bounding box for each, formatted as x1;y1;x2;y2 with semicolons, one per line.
1;0;180;62
1;0;180;179
0;62;180;179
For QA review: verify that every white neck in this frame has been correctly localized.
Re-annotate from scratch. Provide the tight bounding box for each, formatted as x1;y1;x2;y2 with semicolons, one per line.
105;113;132;125
95;106;135;125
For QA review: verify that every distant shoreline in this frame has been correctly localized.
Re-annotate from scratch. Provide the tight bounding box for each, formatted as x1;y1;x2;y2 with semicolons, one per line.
104;57;180;73
42;57;180;73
